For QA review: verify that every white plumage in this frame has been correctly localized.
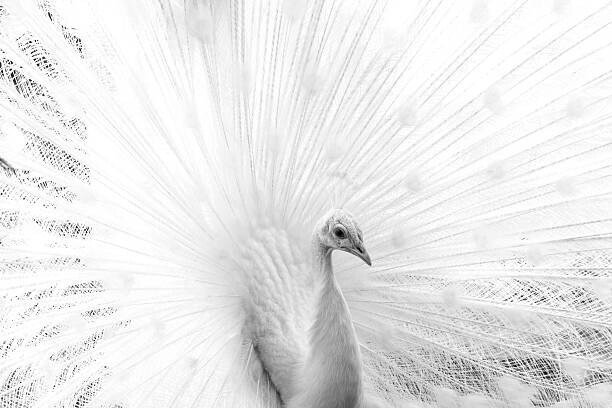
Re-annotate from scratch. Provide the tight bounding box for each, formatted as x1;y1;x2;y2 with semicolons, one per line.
1;0;612;407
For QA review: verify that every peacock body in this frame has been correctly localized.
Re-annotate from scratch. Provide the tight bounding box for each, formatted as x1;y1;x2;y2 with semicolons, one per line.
1;0;612;407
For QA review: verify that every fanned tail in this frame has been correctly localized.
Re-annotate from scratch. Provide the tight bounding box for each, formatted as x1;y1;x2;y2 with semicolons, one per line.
1;0;611;407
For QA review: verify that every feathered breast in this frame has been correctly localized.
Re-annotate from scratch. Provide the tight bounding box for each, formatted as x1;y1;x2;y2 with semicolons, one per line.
238;227;318;399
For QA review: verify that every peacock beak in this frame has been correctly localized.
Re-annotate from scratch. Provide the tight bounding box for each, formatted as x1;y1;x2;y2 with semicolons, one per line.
351;243;372;266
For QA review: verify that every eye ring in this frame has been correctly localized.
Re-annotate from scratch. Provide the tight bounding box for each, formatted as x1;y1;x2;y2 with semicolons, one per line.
333;225;347;239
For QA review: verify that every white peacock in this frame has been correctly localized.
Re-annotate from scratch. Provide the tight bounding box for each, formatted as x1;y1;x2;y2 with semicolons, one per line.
0;0;611;407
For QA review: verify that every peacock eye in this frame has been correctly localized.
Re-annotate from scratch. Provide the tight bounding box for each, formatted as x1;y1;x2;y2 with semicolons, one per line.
333;226;347;239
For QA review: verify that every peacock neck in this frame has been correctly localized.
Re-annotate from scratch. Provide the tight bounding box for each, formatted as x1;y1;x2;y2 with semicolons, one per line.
300;240;363;407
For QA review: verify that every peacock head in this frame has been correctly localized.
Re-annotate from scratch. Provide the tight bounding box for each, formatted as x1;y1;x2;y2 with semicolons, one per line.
315;209;372;266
